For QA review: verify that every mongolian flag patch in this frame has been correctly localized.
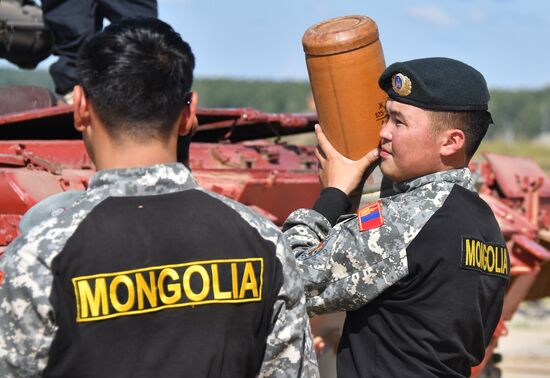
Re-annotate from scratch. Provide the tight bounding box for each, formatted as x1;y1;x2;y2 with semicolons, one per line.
357;200;384;232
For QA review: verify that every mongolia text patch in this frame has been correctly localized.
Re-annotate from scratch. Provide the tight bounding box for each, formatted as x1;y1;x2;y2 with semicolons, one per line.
462;237;509;278
73;257;263;322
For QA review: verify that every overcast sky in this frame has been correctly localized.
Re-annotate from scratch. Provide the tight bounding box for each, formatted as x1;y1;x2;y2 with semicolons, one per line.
156;0;548;90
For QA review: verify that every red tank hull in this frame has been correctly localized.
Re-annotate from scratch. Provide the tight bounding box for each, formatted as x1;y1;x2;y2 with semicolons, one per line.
1;94;549;377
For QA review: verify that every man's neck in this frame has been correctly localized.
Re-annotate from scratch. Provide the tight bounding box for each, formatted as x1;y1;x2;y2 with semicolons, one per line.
93;142;178;171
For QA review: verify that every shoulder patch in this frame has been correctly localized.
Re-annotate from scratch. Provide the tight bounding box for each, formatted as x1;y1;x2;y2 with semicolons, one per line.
357;200;384;232
461;236;509;279
72;258;264;322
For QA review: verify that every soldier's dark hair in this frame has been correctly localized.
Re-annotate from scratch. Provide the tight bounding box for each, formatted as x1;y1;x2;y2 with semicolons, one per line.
429;110;492;161
77;18;195;142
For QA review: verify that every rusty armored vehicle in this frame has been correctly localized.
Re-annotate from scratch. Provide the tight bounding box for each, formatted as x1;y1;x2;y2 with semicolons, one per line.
1;84;550;377
1;3;550;377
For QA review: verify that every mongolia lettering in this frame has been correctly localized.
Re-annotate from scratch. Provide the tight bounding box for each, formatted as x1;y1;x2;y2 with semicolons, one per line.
73;258;263;322
462;237;509;278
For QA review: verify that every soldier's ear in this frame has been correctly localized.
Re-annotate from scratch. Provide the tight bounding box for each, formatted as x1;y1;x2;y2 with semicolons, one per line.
179;92;198;136
73;85;91;133
440;128;465;157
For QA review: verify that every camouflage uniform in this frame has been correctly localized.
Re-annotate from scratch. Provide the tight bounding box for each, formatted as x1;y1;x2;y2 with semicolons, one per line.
0;163;318;377
18;190;85;233
283;168;509;376
283;168;473;314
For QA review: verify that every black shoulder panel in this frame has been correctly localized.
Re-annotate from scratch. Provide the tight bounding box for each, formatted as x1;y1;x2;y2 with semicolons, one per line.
339;185;509;377
46;189;283;378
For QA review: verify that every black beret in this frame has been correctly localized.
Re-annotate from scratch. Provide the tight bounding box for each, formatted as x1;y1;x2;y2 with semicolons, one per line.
378;57;490;111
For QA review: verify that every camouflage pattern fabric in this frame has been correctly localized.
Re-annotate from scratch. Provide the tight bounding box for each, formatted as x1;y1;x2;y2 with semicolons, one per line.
196;188;318;378
0;163;318;377
283;168;474;316
18;190;85;233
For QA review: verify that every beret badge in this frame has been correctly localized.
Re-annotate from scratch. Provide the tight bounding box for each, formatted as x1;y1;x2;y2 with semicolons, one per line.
391;73;412;96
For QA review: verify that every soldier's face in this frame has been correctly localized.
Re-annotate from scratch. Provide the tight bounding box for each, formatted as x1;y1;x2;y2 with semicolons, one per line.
379;100;443;182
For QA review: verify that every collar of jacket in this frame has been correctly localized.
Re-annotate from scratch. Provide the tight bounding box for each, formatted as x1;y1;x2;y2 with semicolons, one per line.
87;162;198;197
392;167;474;194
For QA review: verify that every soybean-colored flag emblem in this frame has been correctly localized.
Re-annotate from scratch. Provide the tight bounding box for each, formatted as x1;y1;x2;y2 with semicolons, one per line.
357;200;384;232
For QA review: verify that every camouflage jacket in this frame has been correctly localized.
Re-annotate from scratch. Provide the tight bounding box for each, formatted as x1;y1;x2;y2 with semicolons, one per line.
0;163;318;377
283;168;476;316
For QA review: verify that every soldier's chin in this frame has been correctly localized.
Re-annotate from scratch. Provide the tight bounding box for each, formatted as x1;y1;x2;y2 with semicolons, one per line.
379;161;399;183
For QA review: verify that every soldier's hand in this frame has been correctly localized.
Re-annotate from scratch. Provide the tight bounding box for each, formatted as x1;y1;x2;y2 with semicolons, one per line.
313;336;327;356
314;124;380;195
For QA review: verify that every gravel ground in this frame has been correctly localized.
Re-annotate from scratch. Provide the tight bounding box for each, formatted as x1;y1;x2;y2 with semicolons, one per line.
496;299;550;377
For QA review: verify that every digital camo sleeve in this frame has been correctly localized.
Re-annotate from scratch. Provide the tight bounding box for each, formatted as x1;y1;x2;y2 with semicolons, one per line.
283;207;409;316
0;235;56;377
197;189;319;377
258;234;319;378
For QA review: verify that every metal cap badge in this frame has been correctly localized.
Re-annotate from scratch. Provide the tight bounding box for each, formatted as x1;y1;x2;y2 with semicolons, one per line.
391;73;412;96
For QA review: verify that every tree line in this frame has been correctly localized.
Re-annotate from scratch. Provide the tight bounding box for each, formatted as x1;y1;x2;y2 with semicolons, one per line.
1;68;548;140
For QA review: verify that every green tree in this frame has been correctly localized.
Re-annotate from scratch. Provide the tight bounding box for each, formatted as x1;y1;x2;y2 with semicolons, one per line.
1;68;549;139
0;68;54;91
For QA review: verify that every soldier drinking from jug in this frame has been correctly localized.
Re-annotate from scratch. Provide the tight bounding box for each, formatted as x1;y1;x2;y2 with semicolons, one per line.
284;57;509;377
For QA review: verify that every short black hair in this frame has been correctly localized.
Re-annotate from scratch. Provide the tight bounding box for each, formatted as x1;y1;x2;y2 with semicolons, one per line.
429;110;492;160
77;18;195;141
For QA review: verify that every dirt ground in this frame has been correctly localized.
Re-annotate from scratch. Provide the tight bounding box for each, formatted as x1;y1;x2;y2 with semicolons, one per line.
496;299;550;377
